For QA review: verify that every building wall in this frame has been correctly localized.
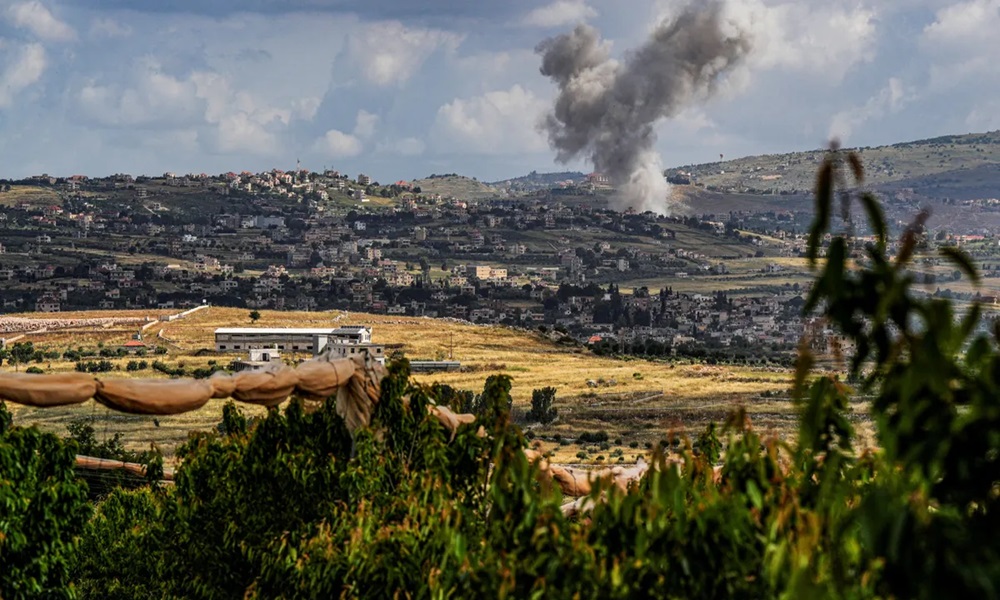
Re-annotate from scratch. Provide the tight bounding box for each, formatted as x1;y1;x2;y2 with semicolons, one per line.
322;342;385;364
214;327;373;353
215;332;318;352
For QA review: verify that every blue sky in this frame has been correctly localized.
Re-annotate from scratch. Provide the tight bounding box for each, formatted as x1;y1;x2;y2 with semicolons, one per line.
0;0;997;181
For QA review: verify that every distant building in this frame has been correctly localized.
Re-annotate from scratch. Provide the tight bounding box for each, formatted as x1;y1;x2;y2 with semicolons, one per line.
121;339;148;355
35;295;60;313
213;325;374;355
321;341;385;364
232;347;284;371
470;265;508;281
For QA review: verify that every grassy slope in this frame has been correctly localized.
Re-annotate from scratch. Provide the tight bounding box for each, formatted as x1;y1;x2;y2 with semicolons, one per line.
413;175;497;200
4;307;798;460
0;185;62;207
672;130;1000;195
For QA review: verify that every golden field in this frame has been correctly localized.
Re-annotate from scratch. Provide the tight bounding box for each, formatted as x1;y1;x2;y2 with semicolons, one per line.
1;306;832;463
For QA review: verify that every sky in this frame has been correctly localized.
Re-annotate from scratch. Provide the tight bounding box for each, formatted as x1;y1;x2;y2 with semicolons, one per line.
0;0;997;182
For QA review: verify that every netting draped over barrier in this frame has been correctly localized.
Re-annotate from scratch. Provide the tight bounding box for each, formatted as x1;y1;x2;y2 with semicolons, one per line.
0;354;380;422
2;353;650;507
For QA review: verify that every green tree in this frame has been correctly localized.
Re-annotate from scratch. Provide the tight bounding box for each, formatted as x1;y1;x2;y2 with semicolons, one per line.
8;341;35;372
528;386;558;424
0;402;90;599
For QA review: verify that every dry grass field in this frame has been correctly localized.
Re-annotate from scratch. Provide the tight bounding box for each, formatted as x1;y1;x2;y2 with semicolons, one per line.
0;306;843;463
0;185;62;207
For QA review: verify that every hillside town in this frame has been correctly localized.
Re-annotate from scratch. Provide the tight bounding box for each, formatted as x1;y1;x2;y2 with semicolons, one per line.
0;166;993;362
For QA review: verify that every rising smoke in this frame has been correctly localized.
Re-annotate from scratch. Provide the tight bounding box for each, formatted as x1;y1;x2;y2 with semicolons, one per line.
536;1;752;214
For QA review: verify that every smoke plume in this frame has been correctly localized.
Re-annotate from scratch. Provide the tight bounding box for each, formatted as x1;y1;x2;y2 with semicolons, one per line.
536;1;751;214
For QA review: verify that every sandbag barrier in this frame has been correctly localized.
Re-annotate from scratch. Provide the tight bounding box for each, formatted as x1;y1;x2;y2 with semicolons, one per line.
75;455;176;481
523;448;652;515
0;354;382;429
2;353;652;511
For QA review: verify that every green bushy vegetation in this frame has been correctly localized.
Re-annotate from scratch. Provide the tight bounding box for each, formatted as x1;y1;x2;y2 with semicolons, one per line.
528;386;558;423
3;149;1000;597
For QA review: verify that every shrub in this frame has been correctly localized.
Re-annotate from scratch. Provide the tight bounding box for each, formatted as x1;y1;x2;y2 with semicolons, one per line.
577;430;609;444
75;360;115;373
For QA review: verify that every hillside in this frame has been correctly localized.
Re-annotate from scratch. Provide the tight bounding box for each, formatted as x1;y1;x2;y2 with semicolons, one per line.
413;174;497;200
670;130;1000;198
490;170;587;192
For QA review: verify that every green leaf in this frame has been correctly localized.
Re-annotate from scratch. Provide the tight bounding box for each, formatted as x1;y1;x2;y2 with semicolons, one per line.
745;480;763;510
847;152;865;184
808;155;835;268
860;192;886;246
940;246;980;284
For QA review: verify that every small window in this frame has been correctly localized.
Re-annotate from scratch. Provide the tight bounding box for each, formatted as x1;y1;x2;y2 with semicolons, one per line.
278;345;285;350
293;345;299;351
234;345;241;350
220;345;227;350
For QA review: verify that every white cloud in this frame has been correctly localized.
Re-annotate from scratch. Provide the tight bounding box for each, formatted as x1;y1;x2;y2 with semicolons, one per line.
921;1;1000;88
89;17;133;39
315;129;363;158
923;0;1000;48
78;60;202;126
76;59;309;158
347;21;463;86
353;109;379;139
0;42;46;108
214;113;279;155
6;1;76;42
522;1;598;27
721;0;878;84
434;84;549;154
828;77;914;142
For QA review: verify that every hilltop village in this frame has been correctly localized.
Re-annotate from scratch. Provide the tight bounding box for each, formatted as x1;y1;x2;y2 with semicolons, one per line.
0;167;993;363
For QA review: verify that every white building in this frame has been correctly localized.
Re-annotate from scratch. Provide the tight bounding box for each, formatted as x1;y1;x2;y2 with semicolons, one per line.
214;325;373;355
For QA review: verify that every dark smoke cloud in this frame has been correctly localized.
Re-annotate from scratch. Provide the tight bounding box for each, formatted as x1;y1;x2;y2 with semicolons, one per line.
536;1;751;214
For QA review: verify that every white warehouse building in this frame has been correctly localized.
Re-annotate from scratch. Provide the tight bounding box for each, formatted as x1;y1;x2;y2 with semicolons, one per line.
214;325;375;355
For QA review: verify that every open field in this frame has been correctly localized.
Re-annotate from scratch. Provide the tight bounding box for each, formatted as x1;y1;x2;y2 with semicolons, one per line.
0;185;62;207
2;306;844;462
413;175;497;200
